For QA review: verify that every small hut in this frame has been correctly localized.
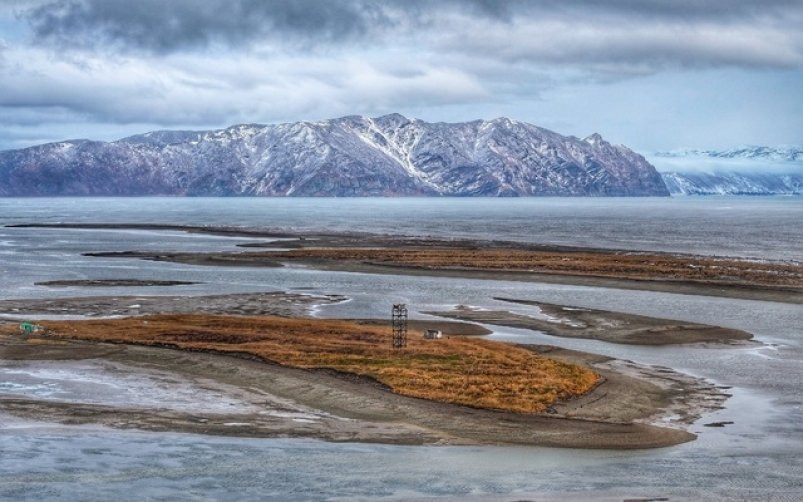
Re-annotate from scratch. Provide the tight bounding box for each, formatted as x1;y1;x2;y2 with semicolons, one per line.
423;329;443;340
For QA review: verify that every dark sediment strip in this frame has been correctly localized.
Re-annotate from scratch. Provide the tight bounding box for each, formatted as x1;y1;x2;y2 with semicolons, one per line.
36;279;199;287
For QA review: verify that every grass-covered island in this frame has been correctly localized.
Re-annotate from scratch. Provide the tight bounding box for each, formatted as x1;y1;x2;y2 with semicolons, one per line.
1;303;728;449
7;315;598;414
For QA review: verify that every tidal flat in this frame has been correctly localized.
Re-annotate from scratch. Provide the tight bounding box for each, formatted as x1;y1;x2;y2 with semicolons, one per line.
1;197;801;500
3;225;790;449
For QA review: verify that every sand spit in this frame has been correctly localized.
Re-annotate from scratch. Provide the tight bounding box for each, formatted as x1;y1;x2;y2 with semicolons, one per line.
427;299;754;346
528;345;728;427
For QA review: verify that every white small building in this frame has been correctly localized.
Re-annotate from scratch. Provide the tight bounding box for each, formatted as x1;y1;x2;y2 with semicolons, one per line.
423;329;443;340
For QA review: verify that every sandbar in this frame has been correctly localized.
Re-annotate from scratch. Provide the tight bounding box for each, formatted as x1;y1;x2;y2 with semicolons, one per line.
427;299;754;345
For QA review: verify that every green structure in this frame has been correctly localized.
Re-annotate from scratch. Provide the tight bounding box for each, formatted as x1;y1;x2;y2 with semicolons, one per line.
19;322;42;335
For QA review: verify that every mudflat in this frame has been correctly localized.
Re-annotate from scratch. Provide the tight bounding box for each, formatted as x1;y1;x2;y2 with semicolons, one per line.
0;332;705;449
0;291;347;318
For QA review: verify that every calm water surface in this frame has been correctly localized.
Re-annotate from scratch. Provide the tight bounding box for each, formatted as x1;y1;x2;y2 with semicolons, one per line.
0;197;801;500
2;196;801;259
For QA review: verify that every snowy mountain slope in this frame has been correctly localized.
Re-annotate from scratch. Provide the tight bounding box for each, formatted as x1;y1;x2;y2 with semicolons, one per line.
651;147;803;195
656;146;803;163
0;114;668;196
661;171;803;195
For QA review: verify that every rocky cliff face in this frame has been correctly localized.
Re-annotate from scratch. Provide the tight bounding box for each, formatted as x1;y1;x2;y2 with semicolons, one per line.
0;114;669;196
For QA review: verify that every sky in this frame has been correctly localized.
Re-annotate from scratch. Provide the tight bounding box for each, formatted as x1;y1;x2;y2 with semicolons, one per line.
1;0;802;154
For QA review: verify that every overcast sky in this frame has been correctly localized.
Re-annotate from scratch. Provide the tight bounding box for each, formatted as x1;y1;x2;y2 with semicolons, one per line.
1;0;802;153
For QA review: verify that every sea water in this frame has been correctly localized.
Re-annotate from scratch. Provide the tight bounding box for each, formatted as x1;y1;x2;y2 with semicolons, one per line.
1;196;801;260
0;197;801;500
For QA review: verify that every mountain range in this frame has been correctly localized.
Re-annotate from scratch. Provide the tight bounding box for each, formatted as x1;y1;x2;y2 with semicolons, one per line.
652;147;803;196
656;146;803;163
0;114;668;197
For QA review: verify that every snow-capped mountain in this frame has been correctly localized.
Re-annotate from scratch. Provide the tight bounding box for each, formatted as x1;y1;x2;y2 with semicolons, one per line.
651;146;803;196
0;114;668;197
661;171;802;195
656;146;803;163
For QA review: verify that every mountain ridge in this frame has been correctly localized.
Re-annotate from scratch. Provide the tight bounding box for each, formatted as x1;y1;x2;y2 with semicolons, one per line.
661;171;802;196
654;146;803;163
651;146;803;195
0;114;669;197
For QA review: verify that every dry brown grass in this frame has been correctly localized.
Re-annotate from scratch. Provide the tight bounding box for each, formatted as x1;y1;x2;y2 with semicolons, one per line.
264;247;803;288
5;315;599;413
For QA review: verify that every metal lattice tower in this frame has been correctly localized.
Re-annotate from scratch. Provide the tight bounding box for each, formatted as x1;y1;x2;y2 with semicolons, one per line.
392;304;408;349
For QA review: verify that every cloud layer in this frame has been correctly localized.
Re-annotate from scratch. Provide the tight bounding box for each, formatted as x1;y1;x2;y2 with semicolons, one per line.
1;0;802;150
25;0;803;68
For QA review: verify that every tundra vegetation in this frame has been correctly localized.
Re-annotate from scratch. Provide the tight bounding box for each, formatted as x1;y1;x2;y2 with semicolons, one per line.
8;315;600;413
264;248;803;288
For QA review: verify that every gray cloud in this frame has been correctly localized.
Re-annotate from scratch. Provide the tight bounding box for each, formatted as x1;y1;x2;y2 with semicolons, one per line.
24;0;803;71
4;0;802;152
0;41;487;133
27;0;396;52
546;0;800;19
439;19;803;73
